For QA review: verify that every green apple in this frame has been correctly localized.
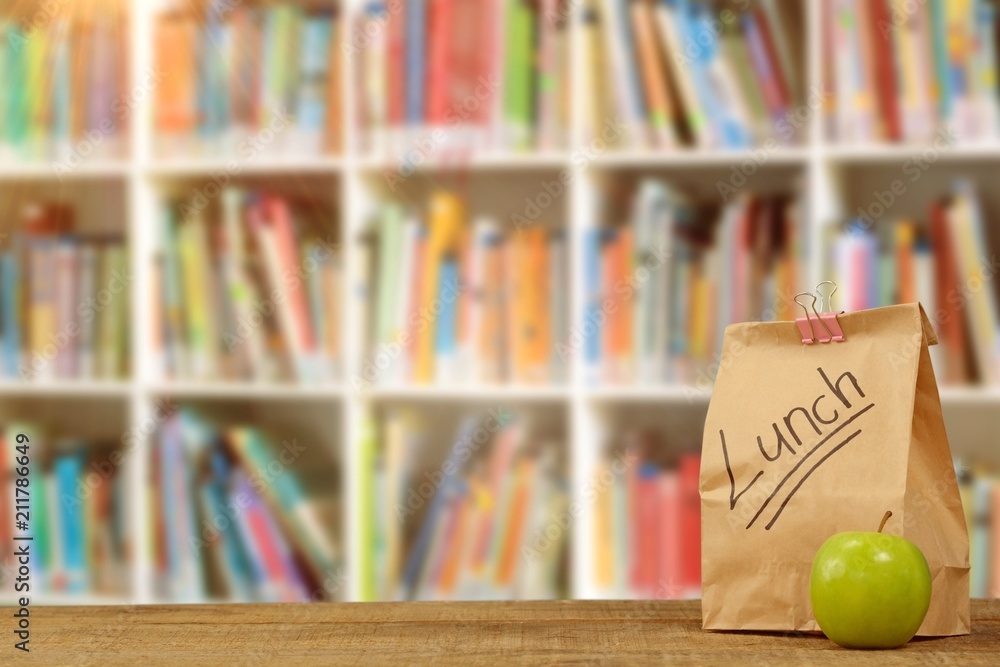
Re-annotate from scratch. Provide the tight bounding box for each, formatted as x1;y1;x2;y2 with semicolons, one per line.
809;511;932;649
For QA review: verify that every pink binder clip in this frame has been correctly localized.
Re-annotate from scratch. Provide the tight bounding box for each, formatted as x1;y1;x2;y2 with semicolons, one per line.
794;282;845;344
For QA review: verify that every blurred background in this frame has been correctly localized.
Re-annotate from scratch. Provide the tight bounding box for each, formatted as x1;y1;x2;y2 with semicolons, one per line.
0;0;998;605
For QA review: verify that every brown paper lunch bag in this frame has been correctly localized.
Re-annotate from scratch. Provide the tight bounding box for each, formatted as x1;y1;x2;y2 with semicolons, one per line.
700;303;970;636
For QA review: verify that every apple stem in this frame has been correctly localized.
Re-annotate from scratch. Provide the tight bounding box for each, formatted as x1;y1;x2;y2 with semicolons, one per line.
878;511;892;534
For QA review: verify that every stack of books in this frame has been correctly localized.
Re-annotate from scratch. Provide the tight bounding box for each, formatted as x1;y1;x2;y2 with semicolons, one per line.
362;193;567;386
154;188;341;383
591;436;700;599
153;1;343;158
958;463;1000;598
355;0;571;156
150;409;343;602
583;0;802;149
360;407;569;600
586;179;802;386
0;7;129;163
0;424;131;599
826;179;1000;385
0;203;129;383
826;0;1000;144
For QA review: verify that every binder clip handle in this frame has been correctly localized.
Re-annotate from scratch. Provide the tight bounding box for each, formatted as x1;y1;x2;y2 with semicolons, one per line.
816;280;838;313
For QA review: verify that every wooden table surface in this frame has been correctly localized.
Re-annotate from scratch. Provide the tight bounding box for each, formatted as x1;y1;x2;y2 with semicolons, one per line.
11;599;999;665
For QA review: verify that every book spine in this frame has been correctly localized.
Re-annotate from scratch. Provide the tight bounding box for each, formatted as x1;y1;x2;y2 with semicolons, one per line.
55;453;87;593
405;0;428;130
54;241;79;378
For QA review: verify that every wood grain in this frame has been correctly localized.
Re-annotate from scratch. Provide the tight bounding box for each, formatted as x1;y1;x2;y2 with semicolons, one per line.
9;599;999;666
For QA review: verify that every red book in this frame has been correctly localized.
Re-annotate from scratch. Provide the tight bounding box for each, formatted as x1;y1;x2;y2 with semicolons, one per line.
386;1;406;129
869;0;901;141
679;454;701;591
450;0;480;121
753;6;791;109
266;197;316;354
630;464;660;597
425;0;454;125
657;470;682;599
929;199;967;383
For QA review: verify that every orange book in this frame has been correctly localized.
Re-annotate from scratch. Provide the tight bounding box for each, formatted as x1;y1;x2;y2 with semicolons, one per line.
529;229;551;382
504;240;518;383
630;0;676;147
494;458;534;586
991;483;1000;598
605;228;633;379
154;13;197;134
513;229;550;382
896;222;917;304
437;496;468;594
414;193;464;382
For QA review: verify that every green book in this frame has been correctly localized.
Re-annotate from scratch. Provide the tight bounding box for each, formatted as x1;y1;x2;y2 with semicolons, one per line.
3;24;29;147
230;427;340;575
358;414;378;601
98;245;128;379
375;205;405;348
723;24;770;137
930;0;951;120
504;0;535;149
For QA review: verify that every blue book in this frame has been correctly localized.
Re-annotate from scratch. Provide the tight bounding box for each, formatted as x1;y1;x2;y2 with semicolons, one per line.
689;4;748;147
202;447;256;601
672;2;727;147
160;417;183;594
298;15;333;133
204;3;233;139
0;251;20;377
434;259;459;361
54;451;86;593
584;228;603;372
405;0;427;126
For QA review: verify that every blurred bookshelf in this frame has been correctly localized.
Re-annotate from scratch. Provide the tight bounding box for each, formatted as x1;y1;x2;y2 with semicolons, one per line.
0;0;999;607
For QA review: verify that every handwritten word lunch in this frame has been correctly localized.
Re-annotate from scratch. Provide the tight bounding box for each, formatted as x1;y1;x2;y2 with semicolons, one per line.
721;367;876;531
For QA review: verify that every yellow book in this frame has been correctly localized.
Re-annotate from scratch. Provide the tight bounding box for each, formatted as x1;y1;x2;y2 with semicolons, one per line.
593;462;613;588
382;412;407;597
689;275;711;360
358;412;378;600
414;192;464;383
177;217;216;378
28;240;57;379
